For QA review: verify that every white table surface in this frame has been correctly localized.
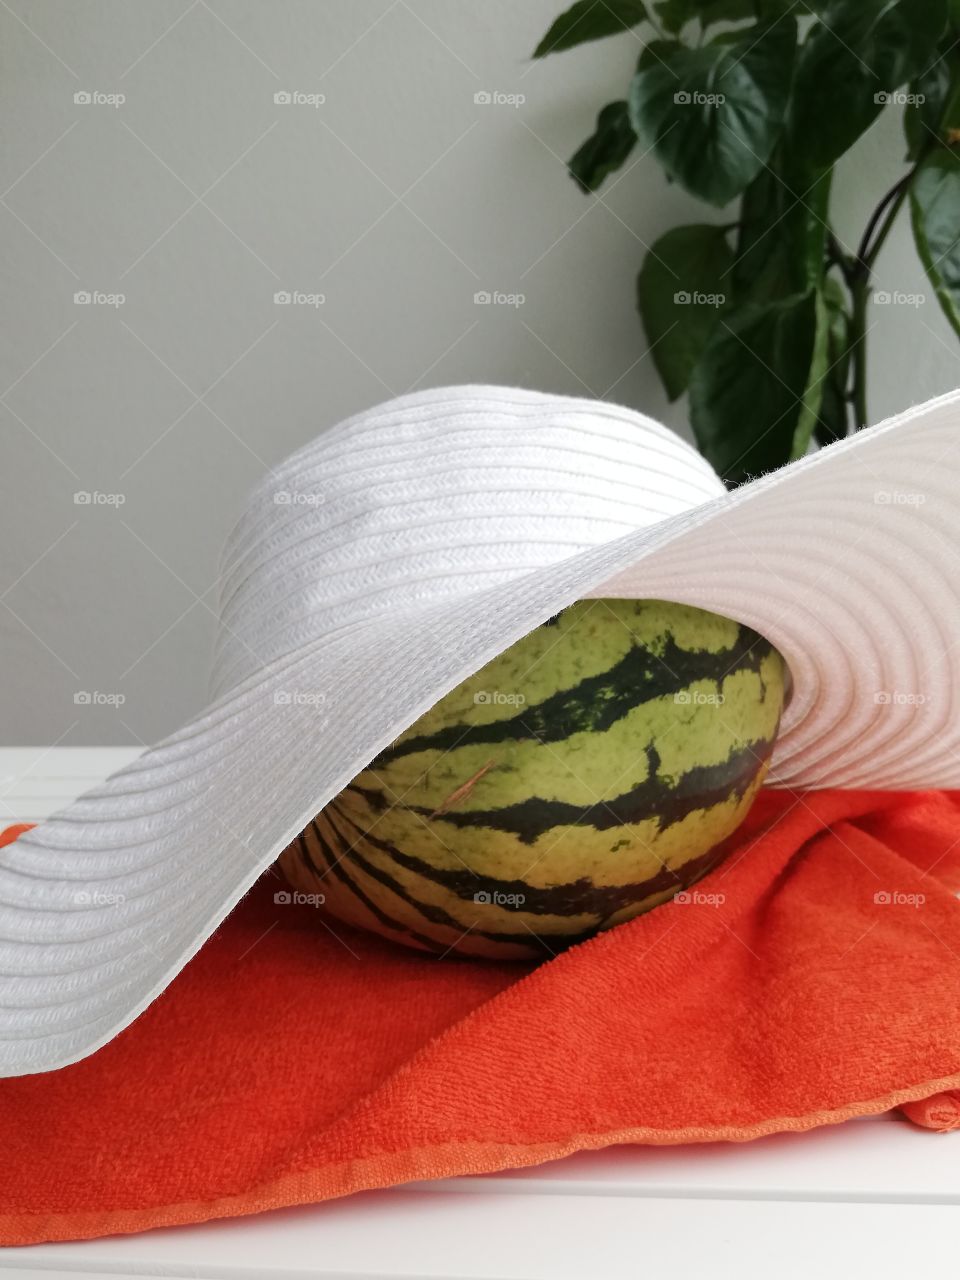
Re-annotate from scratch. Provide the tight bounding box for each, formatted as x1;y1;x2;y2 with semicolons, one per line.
1;748;958;1279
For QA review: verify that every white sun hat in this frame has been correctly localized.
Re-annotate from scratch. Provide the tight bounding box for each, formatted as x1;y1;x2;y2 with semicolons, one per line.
3;383;960;1078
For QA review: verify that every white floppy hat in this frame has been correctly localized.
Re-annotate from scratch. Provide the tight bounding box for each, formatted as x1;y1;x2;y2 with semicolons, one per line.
4;383;960;1077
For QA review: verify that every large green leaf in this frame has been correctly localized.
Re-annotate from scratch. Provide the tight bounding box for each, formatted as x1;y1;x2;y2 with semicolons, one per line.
569;101;637;192
637;224;734;400
732;162;831;302
911;147;960;338
790;0;949;174
628;16;798;206
688;291;820;483
534;0;647;56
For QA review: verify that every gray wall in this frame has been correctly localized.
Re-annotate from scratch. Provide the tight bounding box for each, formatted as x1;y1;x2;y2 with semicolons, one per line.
2;0;957;746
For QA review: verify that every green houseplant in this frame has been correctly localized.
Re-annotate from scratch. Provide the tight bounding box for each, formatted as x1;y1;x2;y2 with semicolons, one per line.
534;0;960;483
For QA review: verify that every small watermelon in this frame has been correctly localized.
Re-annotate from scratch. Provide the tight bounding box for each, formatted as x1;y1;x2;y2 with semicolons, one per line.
279;599;786;959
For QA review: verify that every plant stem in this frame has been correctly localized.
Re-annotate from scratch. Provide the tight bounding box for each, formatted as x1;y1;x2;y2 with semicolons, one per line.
849;275;870;431
856;173;912;269
860;173;912;270
845;171;914;430
827;231;856;286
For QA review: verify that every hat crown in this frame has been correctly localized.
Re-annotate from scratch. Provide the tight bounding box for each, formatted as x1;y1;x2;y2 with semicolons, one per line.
210;387;723;698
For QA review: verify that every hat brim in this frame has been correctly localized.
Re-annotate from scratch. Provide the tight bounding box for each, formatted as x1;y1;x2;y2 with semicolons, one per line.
4;386;960;1077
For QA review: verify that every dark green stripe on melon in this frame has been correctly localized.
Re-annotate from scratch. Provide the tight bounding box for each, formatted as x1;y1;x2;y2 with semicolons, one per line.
298;821;450;954
372;622;769;768
322;807;555;950
349;732;774;846
330;799;747;920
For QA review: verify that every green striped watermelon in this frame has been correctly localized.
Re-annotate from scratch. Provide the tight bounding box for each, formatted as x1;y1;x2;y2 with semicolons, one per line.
279;599;786;959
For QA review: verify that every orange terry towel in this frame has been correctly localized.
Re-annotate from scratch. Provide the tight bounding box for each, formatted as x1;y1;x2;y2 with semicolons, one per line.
2;786;960;1245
